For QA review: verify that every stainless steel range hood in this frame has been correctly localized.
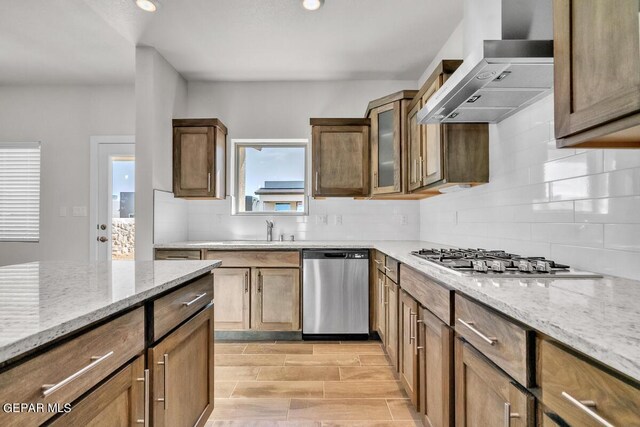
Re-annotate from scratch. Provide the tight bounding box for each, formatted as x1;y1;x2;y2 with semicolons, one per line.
418;0;554;124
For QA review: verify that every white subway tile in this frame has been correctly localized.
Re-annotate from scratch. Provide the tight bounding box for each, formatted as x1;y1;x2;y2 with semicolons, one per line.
550;167;640;201
550;245;640;280
604;224;640;252
529;150;603;184
604;150;640;171
511;201;574;223
531;223;603;248
575;196;640;224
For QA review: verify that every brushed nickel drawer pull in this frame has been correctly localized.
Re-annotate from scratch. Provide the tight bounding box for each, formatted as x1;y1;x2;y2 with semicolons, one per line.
136;369;149;426
561;391;614;427
409;312;417;342
244;272;249;293
457;319;497;346
383;266;391;272
41;351;114;397
374;259;381;265
182;293;207;307
166;256;189;260
315;171;319;193
503;402;520;427
207;173;211;192
156;354;168;409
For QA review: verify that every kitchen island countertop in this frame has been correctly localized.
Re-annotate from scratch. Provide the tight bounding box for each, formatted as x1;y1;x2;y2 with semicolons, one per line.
0;260;220;367
157;240;640;382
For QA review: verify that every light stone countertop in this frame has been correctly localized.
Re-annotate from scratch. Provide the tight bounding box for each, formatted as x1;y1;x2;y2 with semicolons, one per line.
0;260;220;366
157;240;640;382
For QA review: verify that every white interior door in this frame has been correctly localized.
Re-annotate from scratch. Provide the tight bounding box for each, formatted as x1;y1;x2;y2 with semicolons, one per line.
96;143;135;261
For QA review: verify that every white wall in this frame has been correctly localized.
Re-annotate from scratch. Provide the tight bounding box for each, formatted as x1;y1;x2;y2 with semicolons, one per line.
0;85;134;266
181;80;421;241
135;47;188;259
418;21;464;86
420;95;640;280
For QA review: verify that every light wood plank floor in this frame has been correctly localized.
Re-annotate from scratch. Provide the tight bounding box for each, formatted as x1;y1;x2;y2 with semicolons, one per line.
206;341;424;427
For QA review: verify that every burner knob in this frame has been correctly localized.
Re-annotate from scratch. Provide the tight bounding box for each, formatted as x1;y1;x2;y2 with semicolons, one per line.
535;261;552;273
473;260;488;273
518;260;535;273
490;260;506;273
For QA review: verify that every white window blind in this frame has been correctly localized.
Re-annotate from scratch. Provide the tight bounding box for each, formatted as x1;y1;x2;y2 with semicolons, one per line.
0;143;41;242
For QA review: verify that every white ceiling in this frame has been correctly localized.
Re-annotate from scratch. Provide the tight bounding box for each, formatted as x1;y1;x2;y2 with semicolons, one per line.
0;0;463;84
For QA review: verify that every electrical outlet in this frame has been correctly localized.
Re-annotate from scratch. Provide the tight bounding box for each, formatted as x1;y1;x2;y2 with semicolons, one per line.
316;214;328;225
334;215;342;225
72;206;87;217
399;214;408;225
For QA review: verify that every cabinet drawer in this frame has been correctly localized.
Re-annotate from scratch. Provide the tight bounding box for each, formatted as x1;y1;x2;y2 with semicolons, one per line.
540;340;640;427
400;265;452;325
205;250;300;268
454;294;532;386
373;251;386;272
156;249;202;260
0;308;144;427
153;274;214;341
384;256;399;283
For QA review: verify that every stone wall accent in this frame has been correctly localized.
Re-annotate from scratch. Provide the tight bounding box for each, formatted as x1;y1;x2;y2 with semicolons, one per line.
112;218;135;260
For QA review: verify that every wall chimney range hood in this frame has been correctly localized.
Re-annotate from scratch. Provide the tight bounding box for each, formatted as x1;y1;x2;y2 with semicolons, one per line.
418;0;554;124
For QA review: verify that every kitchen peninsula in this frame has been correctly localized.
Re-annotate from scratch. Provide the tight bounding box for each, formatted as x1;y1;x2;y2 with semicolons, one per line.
0;259;220;427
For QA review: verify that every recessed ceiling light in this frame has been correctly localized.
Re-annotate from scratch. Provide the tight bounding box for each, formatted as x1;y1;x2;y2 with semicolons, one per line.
302;0;324;11
135;0;159;12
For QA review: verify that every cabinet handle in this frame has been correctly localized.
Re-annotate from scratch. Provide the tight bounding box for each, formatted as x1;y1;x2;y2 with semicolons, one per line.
156;354;168;409
383;266;391;272
41;351;114;397
136;369;149;426
315;171;319;193
374;259;381;265
419;156;424;180
207;172;211;192
413;158;418;184
561;392;613;427
503;403;521;427
457;319;497;346
373;172;379;188
409;312;417;343
182;293;207;307
258;271;262;293
166;256;189;260
244;271;249;293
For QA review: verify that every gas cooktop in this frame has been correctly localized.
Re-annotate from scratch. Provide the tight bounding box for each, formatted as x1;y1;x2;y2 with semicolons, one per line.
411;248;601;278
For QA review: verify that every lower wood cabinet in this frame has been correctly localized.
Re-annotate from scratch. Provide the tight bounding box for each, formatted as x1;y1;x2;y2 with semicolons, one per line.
419;307;453;427
149;304;214;427
385;277;399;370
455;338;534;427
212;268;250;330
375;265;387;344
252;268;300;331
399;290;419;407
49;356;146;427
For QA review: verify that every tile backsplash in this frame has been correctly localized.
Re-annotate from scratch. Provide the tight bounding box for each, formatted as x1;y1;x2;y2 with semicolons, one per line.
420;95;640;280
186;198;419;241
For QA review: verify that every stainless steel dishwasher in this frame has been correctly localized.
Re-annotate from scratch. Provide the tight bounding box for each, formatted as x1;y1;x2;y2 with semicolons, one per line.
302;249;369;338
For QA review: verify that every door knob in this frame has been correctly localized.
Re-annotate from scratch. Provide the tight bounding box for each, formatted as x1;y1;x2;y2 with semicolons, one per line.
97;236;108;243
99;224;107;230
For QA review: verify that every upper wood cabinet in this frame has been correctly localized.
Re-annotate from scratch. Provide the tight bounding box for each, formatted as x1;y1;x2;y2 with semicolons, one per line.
173;118;227;198
408;61;489;194
149;304;214;427
554;0;640;148
310;118;370;197
366;91;417;196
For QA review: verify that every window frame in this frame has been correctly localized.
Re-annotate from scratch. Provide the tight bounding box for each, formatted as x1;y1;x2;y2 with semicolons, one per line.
0;141;41;243
231;139;309;216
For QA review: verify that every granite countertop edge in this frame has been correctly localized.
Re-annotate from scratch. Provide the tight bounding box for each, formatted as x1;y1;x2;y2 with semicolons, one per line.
156;240;640;382
0;261;221;367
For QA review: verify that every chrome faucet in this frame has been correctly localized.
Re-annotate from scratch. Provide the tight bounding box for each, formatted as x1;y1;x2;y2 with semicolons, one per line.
266;220;274;241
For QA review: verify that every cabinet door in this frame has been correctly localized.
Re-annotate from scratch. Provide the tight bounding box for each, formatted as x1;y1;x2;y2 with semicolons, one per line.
455;338;534;427
399;290;419;406
419;308;453;427
554;0;640;140
407;101;424;191
173;126;215;198
49;356;146;427
371;102;402;194
212;268;250;330
376;269;387;344
312;125;370;197
252;268;300;331
385;277;399;370
421;78;444;186
149;305;214;427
